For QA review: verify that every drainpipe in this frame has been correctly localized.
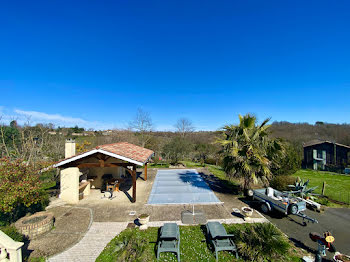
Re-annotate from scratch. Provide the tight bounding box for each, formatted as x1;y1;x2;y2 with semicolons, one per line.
334;142;336;165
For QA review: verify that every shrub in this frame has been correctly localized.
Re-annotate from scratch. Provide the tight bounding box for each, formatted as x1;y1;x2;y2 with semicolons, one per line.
204;158;217;165
271;142;302;176
315;197;329;206
233;223;290;262
270;175;296;191
0;225;24;242
97;228;150;262
0;158;50;225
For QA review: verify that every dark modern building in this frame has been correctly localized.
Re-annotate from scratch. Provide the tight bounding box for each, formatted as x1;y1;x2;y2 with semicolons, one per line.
303;140;350;171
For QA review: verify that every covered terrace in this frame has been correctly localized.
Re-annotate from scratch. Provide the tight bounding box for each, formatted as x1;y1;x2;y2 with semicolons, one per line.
54;140;154;204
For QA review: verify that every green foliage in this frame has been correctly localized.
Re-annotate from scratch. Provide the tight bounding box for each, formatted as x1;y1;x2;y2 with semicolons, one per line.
230;223;291;262
290;177;318;198
194;143;218;165
162;137;192;164
271;142;302;176
217;114;285;191
270;176;297;191
0;225;24;242
96;228;154;262
0;158;50;225
0;125;21;154
27;257;47;262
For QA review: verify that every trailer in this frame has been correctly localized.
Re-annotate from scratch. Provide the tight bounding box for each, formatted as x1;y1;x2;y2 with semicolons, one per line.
252;187;318;224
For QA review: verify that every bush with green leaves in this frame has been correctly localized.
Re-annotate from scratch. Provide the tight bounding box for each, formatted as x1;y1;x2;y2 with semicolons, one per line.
97;228;151;262
271;142;302;176
231;223;291;262
0;158;50;225
269;175;296;191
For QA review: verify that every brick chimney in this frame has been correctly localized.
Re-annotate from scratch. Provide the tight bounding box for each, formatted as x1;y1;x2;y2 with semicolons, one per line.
65;139;76;158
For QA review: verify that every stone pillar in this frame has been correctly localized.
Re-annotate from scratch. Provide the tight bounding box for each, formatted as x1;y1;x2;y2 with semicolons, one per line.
60;167;80;204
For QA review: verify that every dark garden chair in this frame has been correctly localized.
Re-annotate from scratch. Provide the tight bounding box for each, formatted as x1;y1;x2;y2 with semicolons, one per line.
205;221;239;261
157;223;180;262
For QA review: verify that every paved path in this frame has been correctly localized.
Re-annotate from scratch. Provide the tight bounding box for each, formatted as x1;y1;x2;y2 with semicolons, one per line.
48;222;128;262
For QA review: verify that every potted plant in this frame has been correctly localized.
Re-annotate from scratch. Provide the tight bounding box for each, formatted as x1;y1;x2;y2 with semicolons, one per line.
241;206;253;220
138;214;150;225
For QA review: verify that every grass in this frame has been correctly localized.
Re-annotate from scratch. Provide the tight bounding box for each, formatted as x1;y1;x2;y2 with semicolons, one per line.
293;169;350;204
148;163;170;168
96;223;304;262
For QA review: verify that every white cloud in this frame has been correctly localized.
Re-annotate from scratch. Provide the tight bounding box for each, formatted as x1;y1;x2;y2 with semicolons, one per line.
14;109;89;125
0;108;116;130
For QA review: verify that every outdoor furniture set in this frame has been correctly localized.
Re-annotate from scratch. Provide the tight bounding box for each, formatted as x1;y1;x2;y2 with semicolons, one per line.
157;222;238;262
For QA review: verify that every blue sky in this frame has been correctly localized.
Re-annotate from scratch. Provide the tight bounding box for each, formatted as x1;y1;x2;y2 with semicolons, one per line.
1;0;349;131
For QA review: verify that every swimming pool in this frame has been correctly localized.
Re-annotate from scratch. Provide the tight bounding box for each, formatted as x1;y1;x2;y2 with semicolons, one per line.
147;169;221;205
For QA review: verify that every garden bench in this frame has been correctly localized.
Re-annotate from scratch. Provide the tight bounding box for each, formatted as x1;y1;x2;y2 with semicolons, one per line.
157;223;180;262
205;221;238;261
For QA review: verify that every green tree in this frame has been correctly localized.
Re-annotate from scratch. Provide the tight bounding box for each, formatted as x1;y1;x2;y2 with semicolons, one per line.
163;137;191;164
217;114;284;192
270;141;301;176
0;158;49;224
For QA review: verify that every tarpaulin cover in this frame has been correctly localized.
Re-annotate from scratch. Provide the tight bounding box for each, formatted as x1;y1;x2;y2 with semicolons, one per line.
147;169;221;205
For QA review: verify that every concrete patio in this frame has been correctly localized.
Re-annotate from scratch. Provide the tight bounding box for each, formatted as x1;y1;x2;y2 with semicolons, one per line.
77;168;264;222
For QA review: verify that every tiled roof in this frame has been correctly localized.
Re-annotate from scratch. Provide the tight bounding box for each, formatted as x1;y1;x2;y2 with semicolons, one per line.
54;142;154;167
303;140;350;149
97;142;154;163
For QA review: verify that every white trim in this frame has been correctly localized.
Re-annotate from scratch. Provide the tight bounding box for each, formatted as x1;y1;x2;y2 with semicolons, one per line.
53;149;99;167
53;149;146;168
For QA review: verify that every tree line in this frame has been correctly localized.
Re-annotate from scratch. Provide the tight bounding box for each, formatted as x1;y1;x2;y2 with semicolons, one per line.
2;111;350;170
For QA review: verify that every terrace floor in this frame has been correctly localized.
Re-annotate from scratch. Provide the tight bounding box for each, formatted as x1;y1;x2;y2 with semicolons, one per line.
77;168;263;222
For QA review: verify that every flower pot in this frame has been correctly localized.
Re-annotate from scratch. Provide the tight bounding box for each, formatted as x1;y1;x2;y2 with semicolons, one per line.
138;215;150;225
241;207;253;219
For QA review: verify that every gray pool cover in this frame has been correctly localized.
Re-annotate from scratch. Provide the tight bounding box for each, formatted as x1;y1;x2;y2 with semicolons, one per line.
147;169;221;205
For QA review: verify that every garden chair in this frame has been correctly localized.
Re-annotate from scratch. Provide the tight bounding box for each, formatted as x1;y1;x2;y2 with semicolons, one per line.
157;223;180;262
205;221;238;261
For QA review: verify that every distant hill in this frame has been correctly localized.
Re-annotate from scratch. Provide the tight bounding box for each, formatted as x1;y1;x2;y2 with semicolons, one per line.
270;122;350;147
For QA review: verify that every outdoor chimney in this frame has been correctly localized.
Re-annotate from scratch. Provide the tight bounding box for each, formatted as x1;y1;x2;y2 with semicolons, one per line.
65;139;76;158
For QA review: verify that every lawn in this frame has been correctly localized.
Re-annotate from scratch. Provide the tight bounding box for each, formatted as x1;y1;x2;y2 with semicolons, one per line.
293;169;350;204
96;223;304;262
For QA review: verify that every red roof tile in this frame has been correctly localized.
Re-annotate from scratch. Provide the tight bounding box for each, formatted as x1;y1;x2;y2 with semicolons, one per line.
97;142;154;163
54;142;154;167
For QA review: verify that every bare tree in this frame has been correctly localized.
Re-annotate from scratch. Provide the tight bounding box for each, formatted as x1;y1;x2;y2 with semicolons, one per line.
129;108;153;147
175;118;195;137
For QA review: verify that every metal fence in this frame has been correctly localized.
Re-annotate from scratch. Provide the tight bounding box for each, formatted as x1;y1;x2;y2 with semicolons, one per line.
322;191;350;205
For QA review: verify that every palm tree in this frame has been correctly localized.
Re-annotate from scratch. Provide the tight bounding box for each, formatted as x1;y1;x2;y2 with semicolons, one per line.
217;114;284;192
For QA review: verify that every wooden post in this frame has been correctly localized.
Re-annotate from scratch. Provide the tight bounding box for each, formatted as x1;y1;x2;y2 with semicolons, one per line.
145;163;148;181
322;181;326;195
132;165;136;203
